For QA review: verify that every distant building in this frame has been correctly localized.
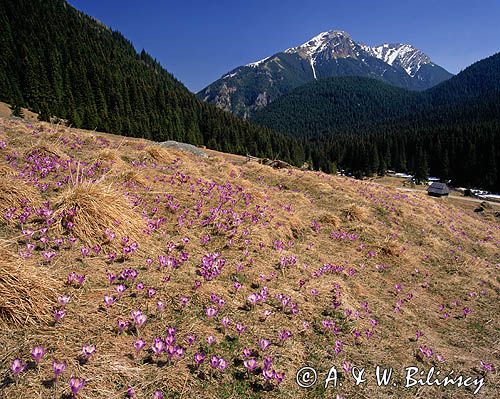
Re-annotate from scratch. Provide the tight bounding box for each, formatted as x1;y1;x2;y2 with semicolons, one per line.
427;182;450;197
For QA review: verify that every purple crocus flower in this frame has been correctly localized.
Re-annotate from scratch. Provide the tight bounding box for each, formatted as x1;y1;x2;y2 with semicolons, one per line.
58;295;71;307
151;338;165;356
209;355;219;369
206;335;216;345
247;293;260;305
419;345;434;358
235;323;247;336
179;296;190;306
127;386;135;397
42;250;56;262
82;344;96;359
134;338;146;353
104;295;115;307
11;358;26;376
263;356;273;370
69;376;85;396
244;358;257;372
165;335;175;345
116;284;126;295
166;326;176;336
80;247;90;257
218;357;228;371
132;310;147;328
334;340;343;354
153;390;165;399
262;369;275;381
221;317;230;328
193;352;205;366
136;282;145;291
274;371;285;384
258;338;270;351
480;361;495;372
117;319;130;333
54;309;66;323
107;273;116;284
52;360;66;379
278;330;292;342
31;346;46;364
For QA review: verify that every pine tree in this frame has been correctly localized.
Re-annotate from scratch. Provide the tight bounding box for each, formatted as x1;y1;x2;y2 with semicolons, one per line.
10;102;23;117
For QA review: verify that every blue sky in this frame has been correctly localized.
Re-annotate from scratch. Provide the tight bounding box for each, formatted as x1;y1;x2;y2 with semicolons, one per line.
68;0;500;92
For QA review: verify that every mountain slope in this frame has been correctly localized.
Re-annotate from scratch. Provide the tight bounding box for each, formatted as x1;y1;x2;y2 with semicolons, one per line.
0;0;305;165
252;76;423;138
254;52;500;136
198;30;452;117
427;52;500;105
1;117;498;399
252;53;500;190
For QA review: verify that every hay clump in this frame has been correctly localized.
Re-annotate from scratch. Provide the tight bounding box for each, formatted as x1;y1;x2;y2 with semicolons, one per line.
0;248;60;326
341;203;369;222
54;181;146;251
317;211;341;228
116;168;150;187
143;145;177;164
0;175;42;218
0;162;16;177
96;148;129;169
24;143;68;160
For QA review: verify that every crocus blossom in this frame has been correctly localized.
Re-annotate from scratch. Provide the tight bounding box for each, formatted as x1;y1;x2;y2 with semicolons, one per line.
69;377;86;396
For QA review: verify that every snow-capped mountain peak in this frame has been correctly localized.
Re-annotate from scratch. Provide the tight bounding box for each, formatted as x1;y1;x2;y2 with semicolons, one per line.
284;30;353;56
367;43;432;77
247;30;435;78
198;29;453;117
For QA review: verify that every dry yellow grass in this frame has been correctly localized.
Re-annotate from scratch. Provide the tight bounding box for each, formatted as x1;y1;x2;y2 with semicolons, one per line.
143;145;178;164
24;143;69;160
0;117;498;399
0;248;60;326
95;148;129;169
53;180;146;252
0;175;42;218
0;162;16;177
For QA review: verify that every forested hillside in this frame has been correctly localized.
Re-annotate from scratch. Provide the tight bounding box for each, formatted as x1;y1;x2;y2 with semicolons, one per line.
253;77;424;139
0;0;305;164
253;54;500;190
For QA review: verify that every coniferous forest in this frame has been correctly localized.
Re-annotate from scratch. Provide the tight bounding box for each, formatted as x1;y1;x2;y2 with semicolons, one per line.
253;55;500;191
0;0;305;165
0;0;498;191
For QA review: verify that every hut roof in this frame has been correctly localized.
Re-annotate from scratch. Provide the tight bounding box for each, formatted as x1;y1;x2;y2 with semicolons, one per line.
427;182;450;195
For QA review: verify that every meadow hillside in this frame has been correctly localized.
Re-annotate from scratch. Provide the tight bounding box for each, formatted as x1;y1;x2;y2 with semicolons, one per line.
0;117;498;399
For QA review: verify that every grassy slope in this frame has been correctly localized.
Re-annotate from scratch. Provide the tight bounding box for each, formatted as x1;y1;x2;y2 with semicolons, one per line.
0;117;498;399
0;101;39;122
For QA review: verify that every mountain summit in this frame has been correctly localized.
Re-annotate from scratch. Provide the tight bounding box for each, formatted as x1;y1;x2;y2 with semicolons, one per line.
198;30;452;117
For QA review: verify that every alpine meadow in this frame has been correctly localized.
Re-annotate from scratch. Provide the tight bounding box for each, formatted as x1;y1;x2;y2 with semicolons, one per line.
0;1;498;399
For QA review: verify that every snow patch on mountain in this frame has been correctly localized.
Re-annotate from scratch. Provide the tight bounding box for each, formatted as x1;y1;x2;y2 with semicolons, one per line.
246;56;272;68
243;30;435;78
369;43;432;77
